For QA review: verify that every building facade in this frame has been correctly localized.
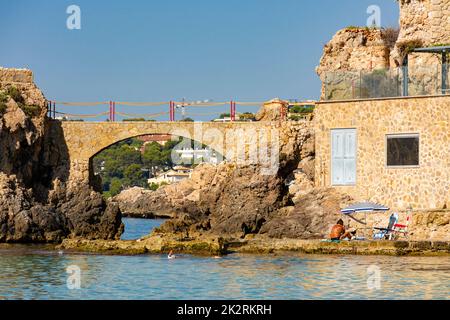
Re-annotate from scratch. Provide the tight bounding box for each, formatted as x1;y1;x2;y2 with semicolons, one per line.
148;166;192;185
314;95;449;211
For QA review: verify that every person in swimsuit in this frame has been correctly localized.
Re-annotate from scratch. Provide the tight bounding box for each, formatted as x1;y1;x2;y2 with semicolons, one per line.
168;250;176;259
329;219;355;240
330;219;346;240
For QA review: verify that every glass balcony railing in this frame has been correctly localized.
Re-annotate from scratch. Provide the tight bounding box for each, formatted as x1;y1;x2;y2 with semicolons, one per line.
323;64;449;101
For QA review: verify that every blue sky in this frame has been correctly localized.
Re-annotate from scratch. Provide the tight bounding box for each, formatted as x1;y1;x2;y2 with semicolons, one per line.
0;0;399;119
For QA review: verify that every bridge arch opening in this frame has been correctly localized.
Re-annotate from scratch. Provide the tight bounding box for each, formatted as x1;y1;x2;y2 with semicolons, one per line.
89;133;225;198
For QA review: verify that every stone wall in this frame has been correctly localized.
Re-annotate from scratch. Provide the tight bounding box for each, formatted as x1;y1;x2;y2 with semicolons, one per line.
390;0;450;93
314;95;449;211
392;0;450;65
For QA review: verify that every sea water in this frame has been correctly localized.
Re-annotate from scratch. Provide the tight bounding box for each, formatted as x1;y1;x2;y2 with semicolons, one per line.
0;218;448;300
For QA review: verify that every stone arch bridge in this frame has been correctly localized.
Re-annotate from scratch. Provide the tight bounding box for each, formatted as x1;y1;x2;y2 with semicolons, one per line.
53;120;285;189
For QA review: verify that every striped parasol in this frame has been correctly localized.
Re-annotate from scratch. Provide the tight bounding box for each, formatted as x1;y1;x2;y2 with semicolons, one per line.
341;202;389;225
341;202;390;214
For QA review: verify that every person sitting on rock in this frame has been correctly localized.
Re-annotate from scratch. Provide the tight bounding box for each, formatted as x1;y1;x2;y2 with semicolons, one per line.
329;219;355;240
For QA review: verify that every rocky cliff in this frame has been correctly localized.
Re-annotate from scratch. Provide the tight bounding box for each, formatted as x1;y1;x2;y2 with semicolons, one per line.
316;27;398;100
316;28;396;77
317;0;450;100
0;67;123;242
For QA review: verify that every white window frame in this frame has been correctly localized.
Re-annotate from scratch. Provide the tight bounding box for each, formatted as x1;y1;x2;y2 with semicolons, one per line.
385;133;420;169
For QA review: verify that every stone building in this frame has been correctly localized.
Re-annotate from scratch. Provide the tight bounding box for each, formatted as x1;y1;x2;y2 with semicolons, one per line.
314;95;449;211
313;0;450;213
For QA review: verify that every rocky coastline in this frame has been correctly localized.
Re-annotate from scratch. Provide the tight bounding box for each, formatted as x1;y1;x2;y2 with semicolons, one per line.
0;68;123;243
58;234;450;257
2;0;449;256
1;66;448;256
2;71;446;255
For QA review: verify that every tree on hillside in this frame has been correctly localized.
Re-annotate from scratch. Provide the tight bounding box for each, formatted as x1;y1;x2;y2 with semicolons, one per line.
109;177;123;197
123;164;145;187
92;139;144;194
92;136;202;198
142;142;164;175
126;138;144;150
164;137;182;150
117;144;142;165
239;112;255;121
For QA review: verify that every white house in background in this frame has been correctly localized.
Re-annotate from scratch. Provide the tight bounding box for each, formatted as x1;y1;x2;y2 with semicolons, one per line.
174;148;219;165
213;116;240;122
148;166;193;185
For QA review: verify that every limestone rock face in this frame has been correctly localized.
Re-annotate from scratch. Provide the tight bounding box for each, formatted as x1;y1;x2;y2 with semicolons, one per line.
288;171;314;201
316;28;396;100
255;99;289;121
114;187;177;218
59;188;123;240
410;211;450;241
0;67;123;243
117;163;352;240
0;67;46;106
146;162;291;238
317;28;393;76
3;99;27;132
260;188;353;239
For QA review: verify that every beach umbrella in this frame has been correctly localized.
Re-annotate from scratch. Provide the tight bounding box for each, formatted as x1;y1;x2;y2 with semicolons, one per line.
341;202;389;225
341;202;389;214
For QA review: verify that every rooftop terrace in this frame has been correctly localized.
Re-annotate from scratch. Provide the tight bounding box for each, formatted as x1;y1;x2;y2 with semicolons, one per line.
323;46;449;101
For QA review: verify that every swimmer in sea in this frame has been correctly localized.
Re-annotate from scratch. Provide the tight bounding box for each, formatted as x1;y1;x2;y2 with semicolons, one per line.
168;250;176;259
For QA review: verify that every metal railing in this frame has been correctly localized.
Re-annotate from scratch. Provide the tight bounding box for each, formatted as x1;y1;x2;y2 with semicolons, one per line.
323;64;449;101
45;100;264;122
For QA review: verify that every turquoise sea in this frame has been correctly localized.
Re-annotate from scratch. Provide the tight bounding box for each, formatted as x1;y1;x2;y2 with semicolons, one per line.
0;218;449;300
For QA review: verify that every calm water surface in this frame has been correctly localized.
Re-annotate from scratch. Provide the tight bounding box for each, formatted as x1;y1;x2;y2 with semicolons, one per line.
121;218;166;240
0;218;449;300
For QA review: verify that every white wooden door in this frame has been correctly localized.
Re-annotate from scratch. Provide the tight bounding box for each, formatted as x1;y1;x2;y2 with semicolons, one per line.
331;129;356;185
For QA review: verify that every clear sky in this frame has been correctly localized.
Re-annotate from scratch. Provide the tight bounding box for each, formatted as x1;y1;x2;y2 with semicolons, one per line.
0;0;399;119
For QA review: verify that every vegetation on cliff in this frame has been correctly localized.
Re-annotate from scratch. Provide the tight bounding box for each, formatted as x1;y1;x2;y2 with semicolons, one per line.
0;86;41;117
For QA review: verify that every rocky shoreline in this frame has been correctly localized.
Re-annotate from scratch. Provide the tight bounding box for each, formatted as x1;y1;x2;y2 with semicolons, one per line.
58;233;450;257
0;68;123;242
1;68;449;254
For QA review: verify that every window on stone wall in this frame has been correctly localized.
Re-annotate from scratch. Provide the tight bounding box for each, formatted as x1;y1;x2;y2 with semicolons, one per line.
386;134;419;167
